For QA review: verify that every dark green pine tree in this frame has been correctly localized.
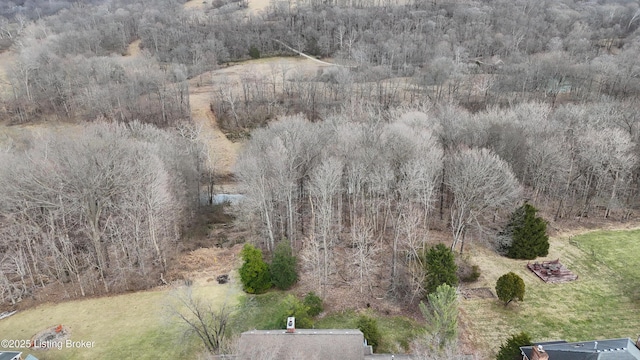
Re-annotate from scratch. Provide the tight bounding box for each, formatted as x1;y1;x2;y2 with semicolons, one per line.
270;241;298;290
356;315;382;352
423;243;458;295
496;332;532;360
501;203;549;260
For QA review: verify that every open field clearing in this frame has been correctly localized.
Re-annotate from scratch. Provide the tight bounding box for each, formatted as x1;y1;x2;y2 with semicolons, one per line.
0;247;242;360
183;0;270;13
248;0;270;13
184;0;207;9
0;123;85;152
124;39;142;57
0;50;15;98
184;0;340;176
189;56;330;175
461;228;640;358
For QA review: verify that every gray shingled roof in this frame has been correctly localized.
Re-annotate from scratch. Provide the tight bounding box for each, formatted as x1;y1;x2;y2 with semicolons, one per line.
0;352;22;360
238;329;365;360
521;338;640;360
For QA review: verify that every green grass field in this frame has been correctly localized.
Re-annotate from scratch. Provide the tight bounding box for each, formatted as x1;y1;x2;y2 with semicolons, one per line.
461;229;640;358
0;281;241;359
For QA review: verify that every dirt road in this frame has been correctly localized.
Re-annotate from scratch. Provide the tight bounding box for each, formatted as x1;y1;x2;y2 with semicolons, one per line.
184;0;270;13
188;81;243;177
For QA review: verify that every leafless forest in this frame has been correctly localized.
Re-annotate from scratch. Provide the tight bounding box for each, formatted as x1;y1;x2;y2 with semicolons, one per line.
0;0;639;309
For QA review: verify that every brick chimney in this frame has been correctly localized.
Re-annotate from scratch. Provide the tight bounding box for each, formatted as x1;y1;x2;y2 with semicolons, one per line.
531;345;549;360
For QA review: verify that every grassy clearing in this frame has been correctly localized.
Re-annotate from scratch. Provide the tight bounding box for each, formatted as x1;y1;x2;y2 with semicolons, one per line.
461;229;640;358
0;282;241;359
571;229;640;301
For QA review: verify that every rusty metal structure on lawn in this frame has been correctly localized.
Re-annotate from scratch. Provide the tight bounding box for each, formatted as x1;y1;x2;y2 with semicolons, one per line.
527;259;578;284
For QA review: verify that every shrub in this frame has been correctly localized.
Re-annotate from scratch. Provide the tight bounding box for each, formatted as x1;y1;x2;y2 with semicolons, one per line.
276;294;313;329
457;256;481;283
465;265;481;282
303;292;323;317
248;45;260;59
496;272;525;307
496;332;532;360
499;203;549;260
423;244;458;295
239;244;272;294
270;242;298;290
357;315;382;352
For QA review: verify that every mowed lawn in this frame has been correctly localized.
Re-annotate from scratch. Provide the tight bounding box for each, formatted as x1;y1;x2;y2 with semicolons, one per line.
0;280;241;359
462;229;640;358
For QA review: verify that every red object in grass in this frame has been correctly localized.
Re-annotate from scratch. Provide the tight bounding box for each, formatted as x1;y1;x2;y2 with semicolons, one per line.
55;324;63;333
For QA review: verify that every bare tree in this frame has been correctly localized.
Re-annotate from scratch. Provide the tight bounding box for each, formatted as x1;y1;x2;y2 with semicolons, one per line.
349;219;381;294
447;148;521;253
167;287;234;354
236;115;327;252
0;122;195;305
383;113;442;294
308;157;343;295
576;127;636;218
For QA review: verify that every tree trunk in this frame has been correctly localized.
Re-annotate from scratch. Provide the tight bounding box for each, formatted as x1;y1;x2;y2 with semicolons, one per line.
605;171;619;219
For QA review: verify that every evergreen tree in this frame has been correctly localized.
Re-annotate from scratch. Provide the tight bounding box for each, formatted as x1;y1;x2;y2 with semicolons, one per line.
270;242;298;290
239;244;272;294
303;292;323;316
496;272;525;307
248;45;260;59
356;315;382;352
499;203;549;260
419;283;458;348
424;243;458;295
496;332;532;360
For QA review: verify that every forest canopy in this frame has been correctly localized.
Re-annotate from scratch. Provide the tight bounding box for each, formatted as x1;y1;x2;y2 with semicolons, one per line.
1;0;640;125
1;0;640;307
0;122;198;305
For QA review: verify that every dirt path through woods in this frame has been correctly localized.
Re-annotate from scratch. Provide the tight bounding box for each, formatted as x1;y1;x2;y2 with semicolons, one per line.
188;57;331;177
184;0;206;9
124;39;141;57
188;81;243;177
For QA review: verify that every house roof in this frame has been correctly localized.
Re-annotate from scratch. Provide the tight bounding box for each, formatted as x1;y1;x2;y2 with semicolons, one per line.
0;352;22;360
521;338;640;360
237;329;365;360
